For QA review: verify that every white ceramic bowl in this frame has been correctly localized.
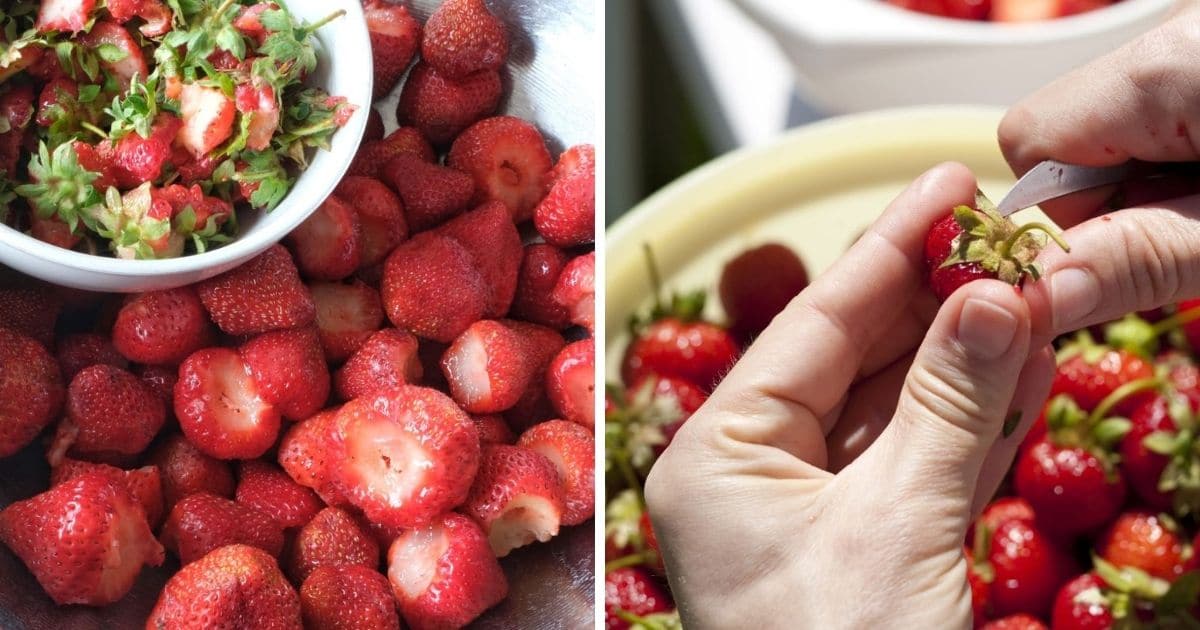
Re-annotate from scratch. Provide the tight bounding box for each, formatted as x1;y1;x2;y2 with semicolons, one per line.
0;0;372;292
732;0;1172;113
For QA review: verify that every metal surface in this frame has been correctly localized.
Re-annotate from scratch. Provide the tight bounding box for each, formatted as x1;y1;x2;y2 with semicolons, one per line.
995;159;1135;217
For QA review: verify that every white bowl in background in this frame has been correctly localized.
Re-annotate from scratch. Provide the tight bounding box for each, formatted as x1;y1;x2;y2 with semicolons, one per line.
0;0;372;293
732;0;1172;113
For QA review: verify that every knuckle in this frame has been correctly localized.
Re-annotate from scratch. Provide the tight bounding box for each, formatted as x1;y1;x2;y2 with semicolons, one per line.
903;359;990;432
1108;210;1198;308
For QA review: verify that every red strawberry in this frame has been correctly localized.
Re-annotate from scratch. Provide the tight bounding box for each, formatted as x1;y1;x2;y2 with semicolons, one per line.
286;195;363;281
966;549;990;627
473;414;514;445
287;507;380;584
1049;573;1113;630
1120;395;1179;511
534;144;595;247
975;497;1036;542
622;317;738;393
234;82;279;151
442;319;563;414
1052;342;1156;415
502;322;569;433
176;82;236;156
197;244;316;335
1178;298;1200;351
161;492;285;564
380;232;489;342
518;420;595;526
363;0;421;99
347;127;436;178
604;567;674;630
278;409;349;508
35;77;79;128
301;565;401;630
85;21;148;88
986;517;1077;618
311;280;386;363
421;0;508;79
111;286;212;365
0;472;163;605
364;108;384;142
462;444;566;556
147;544;301;629
106;113;181;188
448;116;553;222
148;433;235;513
387;512;508;630
50;458;163;526
335;176;408;268
1014;439;1126;537
37;0;98;32
0;85;33;178
239;327;331;421
381;153;476;231
511;243;571;328
231;3;271;42
886;0;992;19
51;364;165;462
719;243;809;342
397;62;501;145
29;214;83;250
1096;510;1185;581
0;283;62;346
136;364;177;407
106;0;173;36
55;332;127;381
981;614;1048;630
621;375;709;453
237;460;324;530
547;340;596;430
334;386;480;527
432;201;523;317
552;251;595;332
334;328;422;401
175;347;282;460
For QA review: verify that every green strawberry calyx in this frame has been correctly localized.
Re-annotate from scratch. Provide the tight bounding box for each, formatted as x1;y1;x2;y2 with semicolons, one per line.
940;191;1070;286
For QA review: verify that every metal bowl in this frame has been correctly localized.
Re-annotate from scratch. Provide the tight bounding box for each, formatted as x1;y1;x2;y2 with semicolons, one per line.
0;0;597;628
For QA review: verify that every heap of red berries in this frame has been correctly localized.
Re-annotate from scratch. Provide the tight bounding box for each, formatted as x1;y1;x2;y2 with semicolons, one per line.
0;0;596;627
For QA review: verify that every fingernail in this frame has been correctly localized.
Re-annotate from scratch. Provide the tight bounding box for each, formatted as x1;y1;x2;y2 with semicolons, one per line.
958;298;1020;360
1049;268;1100;330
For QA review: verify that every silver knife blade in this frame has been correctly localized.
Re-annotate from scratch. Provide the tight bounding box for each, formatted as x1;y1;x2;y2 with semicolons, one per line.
995;160;1135;217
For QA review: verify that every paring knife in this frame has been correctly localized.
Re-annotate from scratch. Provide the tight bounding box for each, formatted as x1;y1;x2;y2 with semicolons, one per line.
994;160;1136;218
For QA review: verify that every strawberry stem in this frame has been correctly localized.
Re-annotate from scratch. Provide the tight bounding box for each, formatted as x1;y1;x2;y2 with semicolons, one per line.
605;550;659;573
998;221;1071;257
1086;377;1162;427
79;122;108;139
1152;305;1200;336
305;10;347;32
642;242;665;314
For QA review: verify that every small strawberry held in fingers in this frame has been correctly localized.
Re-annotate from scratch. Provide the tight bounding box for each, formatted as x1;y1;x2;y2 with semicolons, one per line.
286;195;363;281
553;251;595;332
519;420;596;526
239;327;331;422
49;458;164;527
287;507;380;584
923;193;1070;302
334;328;422;401
175;347;282;460
448;116;554;223
51;364;166;463
511;243;571;329
422;0;509;79
397;62;502;146
160;492;285;564
462;444;567;556
534;144;596;248
148;434;236;513
236;460;324;531
381;153;476;231
547;339;596;429
364;0;421;99
335;176;408;268
310;280;386;363
111;286;213;365
301;565;401;630
147;544;301;630
387;512;508;630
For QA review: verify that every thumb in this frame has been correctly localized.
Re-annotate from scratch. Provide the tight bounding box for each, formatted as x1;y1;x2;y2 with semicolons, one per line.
855;279;1032;521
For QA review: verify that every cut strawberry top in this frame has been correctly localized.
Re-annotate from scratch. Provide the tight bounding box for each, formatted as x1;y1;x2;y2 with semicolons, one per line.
388;524;450;600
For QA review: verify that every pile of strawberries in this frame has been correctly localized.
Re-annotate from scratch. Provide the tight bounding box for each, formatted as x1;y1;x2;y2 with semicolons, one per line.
0;0;595;628
884;0;1122;21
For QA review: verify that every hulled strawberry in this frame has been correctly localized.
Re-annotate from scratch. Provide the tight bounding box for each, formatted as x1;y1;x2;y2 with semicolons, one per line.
718;242;810;342
176;82;236;157
49;458;164;527
37;0;98;33
534;144;595;248
604;567;676;630
334;176;408;269
462;444;566;556
380;153;476;231
147;544;301;629
196;244;315;335
160;492;285;564
287;506;380;584
553;251;595;332
51;363;166;462
518;420;596;526
301;565;401;630
236;460;324;530
239;327;331;421
310;280;386;363
286;195;363;281
421;0;509;79
175;347;282;460
334;328;422;401
148;433;236;513
441;319;561;414
0;328;65;457
381;232;489;342
547;339;596;430
363;0;421;99
111;286;213;365
511;243;571;329
397;62;501;146
234;82;280;152
447;116;553;223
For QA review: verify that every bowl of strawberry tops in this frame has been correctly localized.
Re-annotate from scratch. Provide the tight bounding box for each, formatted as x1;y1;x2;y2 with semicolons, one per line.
0;0;372;292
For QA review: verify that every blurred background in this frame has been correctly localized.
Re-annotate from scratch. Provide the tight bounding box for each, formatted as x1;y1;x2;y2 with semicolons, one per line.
605;0;1173;223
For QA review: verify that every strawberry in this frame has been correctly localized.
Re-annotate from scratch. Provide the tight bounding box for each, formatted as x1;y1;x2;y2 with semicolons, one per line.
54;332;127;381
448;116;553;222
364;107;384;142
983;517;1077;618
136;363;177;407
967;548;990;627
622;316;738;393
387;511;508;629
234;82;280;151
1120;395;1181;511
552;251;596;332
380;232;489;342
363;0;421;99
980;615;1048;630
974;497;1036;543
334;327;422;401
106;113;181;189
197;244;316;335
1049;573;1114;630
147;544;301;629
237;459;324;530
511;243;571;328
1096;510;1186;581
1052;336;1156;415
36;0;97;33
0;84;34;178
621;375;709;455
35;77;79;128
52;364;165;462
421;0;509;79
148;433;236;513
334;176;408;268
81;21;148;88
287;506;380;584
286;195;363;281
886;0;992;19
239;327;331;421
231;3;271;43
396;62;501;145
518;419;595;526
29;213;83;250
106;0;173;36
301;565;401;630
502;322;569;433
1178;298;1200;351
0;282;62;346
0;472;163;605
604;567;674;630
462;444;566;556
442;319;563;414
718;242;809;342
311;280;386;363
334;386;480;527
433;201;523;317
1014;439;1127;537
923;199;1067;302
50;458;163;526
176;81;236;157
547;339;596;430
473;414;514;445
161;492;286;564
111;286;213;365
381;153;476;231
175;347;282;460
278;408;350;508
534;144;595;247
347;127;436;179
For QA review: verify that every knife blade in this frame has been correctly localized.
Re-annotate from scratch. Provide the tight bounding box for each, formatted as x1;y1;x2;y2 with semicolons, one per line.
995;160;1135;218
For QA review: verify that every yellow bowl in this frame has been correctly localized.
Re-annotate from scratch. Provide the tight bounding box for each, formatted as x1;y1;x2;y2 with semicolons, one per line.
605;105;1041;376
